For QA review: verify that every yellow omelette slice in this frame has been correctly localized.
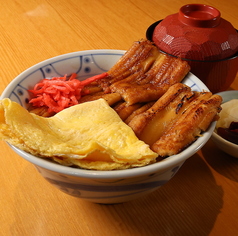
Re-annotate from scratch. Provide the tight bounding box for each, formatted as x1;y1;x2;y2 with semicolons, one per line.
0;98;157;170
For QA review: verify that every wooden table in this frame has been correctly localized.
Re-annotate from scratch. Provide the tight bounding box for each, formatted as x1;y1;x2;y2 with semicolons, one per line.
1;1;238;235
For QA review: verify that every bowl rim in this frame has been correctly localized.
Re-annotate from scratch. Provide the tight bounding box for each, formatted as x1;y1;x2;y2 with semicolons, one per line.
1;49;215;179
215;90;238;99
1;49;126;99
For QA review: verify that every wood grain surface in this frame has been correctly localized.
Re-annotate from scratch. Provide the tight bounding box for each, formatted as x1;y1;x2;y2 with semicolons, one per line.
1;1;238;235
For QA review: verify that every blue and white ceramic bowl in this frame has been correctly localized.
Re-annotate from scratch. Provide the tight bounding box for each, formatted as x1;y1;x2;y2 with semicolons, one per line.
1;50;215;204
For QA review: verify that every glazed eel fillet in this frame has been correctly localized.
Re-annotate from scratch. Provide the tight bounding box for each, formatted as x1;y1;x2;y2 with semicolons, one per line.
30;39;190;117
97;39;191;105
128;83;222;158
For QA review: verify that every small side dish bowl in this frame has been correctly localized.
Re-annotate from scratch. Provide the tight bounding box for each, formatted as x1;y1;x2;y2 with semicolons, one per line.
1;50;216;204
211;90;238;158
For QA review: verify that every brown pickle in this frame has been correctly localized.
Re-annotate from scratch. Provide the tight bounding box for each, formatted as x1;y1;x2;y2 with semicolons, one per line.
217;122;238;145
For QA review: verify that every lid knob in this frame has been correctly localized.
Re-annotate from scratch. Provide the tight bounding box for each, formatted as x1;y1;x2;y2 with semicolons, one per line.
179;4;221;28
